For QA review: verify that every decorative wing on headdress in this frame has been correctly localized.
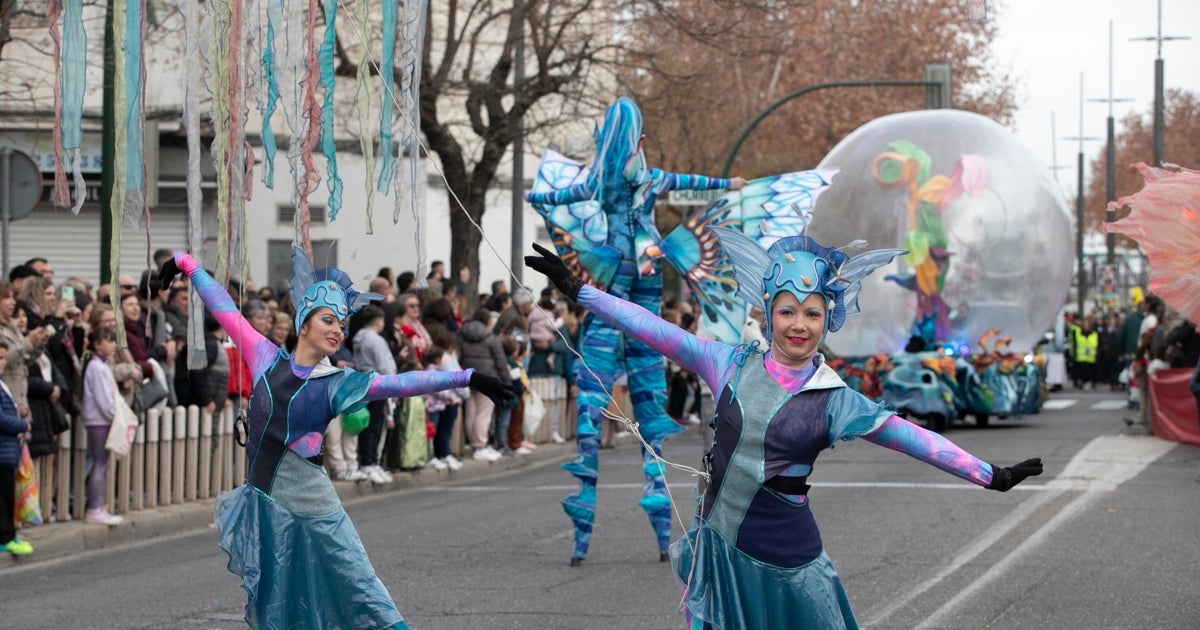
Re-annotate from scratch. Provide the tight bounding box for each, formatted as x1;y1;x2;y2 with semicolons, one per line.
288;244;383;321
528;149;622;287
827;246;908;332
659;170;836;343
711;228;905;333
288;244;318;313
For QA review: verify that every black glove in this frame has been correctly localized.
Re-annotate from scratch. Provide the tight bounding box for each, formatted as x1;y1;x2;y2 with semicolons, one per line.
469;372;514;407
524;243;584;301
157;255;183;288
986;458;1043;492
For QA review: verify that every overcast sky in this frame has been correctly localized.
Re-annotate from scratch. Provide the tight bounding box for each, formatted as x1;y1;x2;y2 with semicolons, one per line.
991;0;1200;196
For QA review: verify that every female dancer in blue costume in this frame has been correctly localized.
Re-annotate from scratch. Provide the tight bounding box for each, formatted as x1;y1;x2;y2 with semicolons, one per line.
160;248;512;630
526;236;1043;630
525;97;747;566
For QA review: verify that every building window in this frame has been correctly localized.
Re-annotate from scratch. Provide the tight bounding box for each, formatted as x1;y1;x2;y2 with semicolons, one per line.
277;204;326;225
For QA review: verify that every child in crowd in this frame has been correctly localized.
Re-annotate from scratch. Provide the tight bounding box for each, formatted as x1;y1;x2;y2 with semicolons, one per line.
496;335;527;456
80;327;124;526
0;340;35;555
422;345;463;471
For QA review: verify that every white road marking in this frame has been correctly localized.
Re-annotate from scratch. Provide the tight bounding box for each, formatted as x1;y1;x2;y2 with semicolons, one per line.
872;434;1176;629
1090;399;1130;410
1042;399;1077;410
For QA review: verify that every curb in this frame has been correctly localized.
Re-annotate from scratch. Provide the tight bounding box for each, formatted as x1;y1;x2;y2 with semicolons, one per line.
3;442;575;568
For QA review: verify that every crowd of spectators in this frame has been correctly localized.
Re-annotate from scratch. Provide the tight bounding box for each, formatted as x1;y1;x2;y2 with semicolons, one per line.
1062;294;1200;425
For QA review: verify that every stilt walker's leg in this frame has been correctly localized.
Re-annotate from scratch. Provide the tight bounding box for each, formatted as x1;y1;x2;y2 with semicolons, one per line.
561;310;622;564
625;268;683;557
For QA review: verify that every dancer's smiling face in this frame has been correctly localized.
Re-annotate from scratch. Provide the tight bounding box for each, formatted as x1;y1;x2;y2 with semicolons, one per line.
299;307;345;356
769;291;826;368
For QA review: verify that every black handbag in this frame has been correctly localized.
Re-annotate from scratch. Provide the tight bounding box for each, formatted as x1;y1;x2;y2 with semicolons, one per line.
137;377;170;410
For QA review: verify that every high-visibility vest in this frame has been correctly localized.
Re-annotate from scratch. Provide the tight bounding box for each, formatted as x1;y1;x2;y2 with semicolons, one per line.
1075;331;1098;364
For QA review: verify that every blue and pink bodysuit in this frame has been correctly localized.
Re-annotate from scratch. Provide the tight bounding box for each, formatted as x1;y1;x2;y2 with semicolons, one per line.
573;283;996;629
175;252;473;630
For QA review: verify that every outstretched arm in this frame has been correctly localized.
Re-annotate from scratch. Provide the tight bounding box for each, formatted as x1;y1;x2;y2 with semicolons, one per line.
364;368;513;408
166;253;276;381
364;369;472;400
863;416;1043;491
525;243;733;387
525;182;592;206
658;172;747;192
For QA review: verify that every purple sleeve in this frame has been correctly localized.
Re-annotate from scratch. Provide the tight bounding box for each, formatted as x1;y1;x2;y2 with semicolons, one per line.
175;252;276;382
576;284;736;392
862;415;994;487
365;368;474;400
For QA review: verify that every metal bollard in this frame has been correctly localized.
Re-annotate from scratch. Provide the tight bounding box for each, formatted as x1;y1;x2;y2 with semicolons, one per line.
158;407;174;506
145;406;160;509
198;405;213;499
186;406;200;502
131;417;146;511
172;406;187;504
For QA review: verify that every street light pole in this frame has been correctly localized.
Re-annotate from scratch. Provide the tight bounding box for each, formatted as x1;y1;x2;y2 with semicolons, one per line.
1130;0;1189;167
1063;73;1100;318
1087;21;1132;265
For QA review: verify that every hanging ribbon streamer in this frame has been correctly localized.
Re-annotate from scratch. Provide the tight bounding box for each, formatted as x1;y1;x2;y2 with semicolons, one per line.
229;0;252;283
48;0;68;208
260;0;283;189
178;0;208;369
318;0;344;221
278;0;310;255
206;0;233;281
56;0;86;214
354;0;375;232
375;0;398;195
107;0;129;347
395;0;428;275
292;0;324;257
121;0;147;228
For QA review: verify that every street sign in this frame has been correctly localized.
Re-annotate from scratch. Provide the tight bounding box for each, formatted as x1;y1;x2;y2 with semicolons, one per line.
667;189;724;206
1;147;42;221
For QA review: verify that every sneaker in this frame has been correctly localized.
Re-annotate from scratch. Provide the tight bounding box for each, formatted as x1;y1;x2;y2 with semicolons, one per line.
86;508;123;526
427;457;448;471
444;455;463;471
551;432;566;444
686;413;701;425
520;441;538;450
472;449;492;462
366;466;391;485
2;539;33;556
337;468;368;482
515;445;533;455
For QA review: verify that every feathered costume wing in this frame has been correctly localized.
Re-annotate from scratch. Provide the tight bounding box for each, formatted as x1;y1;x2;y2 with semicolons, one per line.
1106;163;1200;324
527;149;622;288
658;170;838;342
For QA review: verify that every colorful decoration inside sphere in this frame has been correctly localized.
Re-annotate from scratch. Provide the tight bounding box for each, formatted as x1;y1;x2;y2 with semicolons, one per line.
809;109;1072;357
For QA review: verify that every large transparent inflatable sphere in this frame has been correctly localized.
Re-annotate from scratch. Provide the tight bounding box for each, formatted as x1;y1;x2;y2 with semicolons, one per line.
810;110;1072;357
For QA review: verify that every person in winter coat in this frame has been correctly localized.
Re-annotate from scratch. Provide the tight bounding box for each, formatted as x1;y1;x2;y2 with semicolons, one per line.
458;308;513;462
0;340;35;555
25;321;73;458
188;314;231;414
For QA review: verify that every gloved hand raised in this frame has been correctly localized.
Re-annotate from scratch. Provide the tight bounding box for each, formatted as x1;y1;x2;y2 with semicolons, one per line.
157;255;183;288
523;243;584;301
469;372;515;407
986;458;1043;492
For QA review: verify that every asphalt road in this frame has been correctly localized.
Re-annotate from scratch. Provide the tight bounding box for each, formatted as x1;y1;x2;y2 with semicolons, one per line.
2;388;1198;629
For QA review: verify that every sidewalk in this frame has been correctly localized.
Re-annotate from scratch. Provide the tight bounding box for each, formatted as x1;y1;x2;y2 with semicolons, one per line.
4;442;576;567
